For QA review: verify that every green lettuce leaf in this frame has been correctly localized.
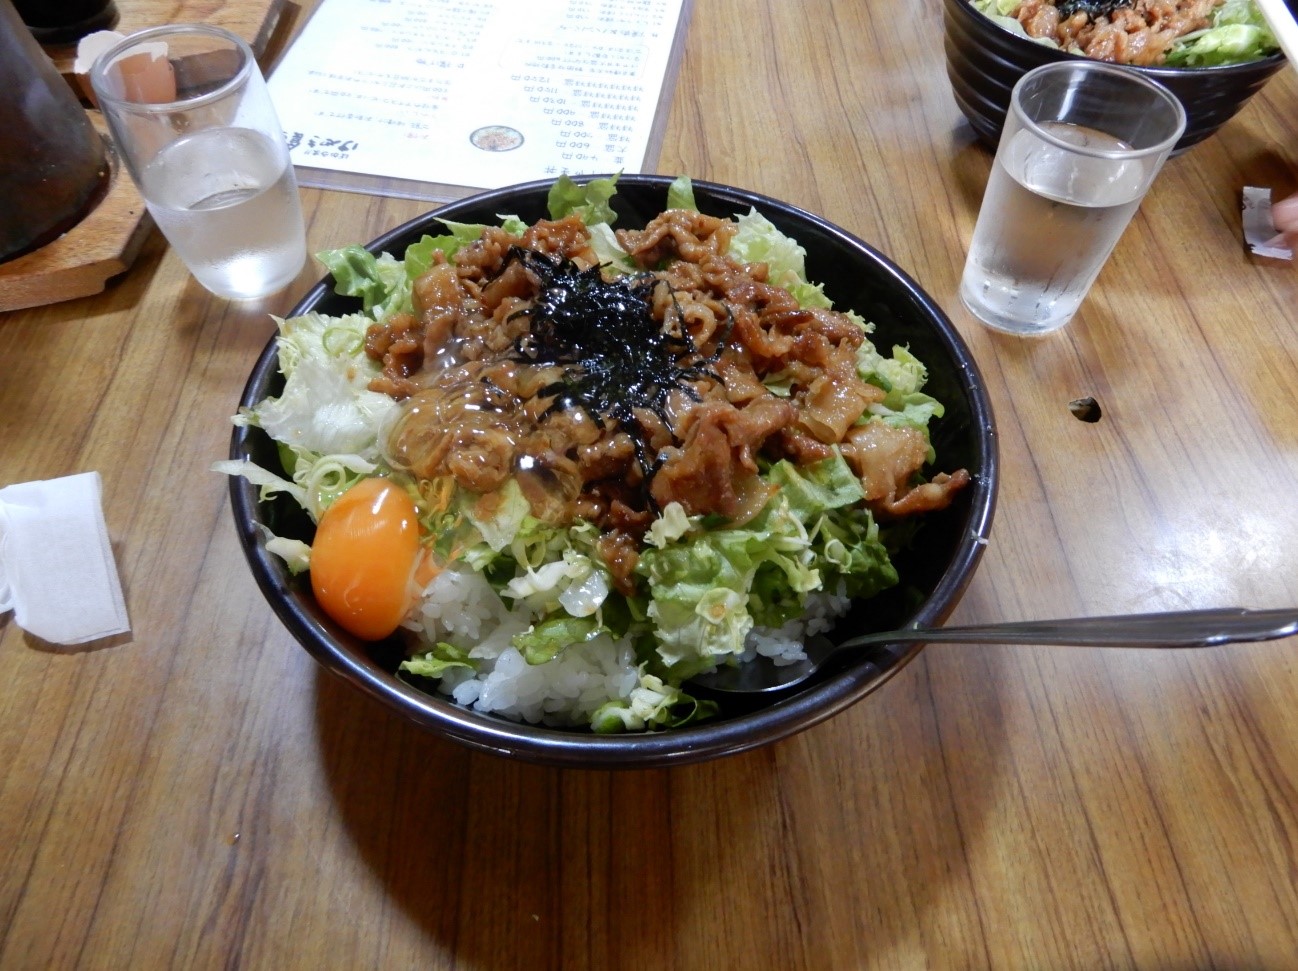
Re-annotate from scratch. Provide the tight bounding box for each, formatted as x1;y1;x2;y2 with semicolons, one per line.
973;0;1020;14
547;173;620;226
319;215;532;321
586;223;636;274
857;343;945;433
400;642;476;678
667;175;698;211
317;246;411;317
638;493;821;674
403;216;529;278
766;454;897;604
635;447;902;674
638;538;760;673
591;671;719;733
813;505;899;600
462;479;534;553
970;0;1041;42
1165;21;1276;66
512;615;605;665
244;311;399;460
1166;0;1277;66
767;451;866;514
210;458;306;507
403;226;479;278
727;208;833;309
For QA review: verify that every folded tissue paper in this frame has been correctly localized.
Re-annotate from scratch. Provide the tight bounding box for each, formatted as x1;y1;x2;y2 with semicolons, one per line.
0;471;130;644
1242;186;1294;261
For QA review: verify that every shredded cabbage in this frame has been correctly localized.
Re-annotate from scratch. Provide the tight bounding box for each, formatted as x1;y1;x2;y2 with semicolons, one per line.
1165;0;1278;66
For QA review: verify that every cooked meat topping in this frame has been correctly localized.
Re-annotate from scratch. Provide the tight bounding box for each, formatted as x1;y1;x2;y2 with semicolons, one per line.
362;210;969;571
1009;0;1220;65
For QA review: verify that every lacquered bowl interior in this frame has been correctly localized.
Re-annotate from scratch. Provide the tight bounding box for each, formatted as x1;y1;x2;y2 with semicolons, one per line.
942;0;1286;153
228;174;998;769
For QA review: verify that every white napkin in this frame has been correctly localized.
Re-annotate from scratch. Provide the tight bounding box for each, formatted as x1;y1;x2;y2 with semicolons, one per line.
0;472;130;645
1242;186;1294;261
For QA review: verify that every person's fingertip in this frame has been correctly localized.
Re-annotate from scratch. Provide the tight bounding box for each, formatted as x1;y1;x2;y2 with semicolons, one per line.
1271;195;1298;227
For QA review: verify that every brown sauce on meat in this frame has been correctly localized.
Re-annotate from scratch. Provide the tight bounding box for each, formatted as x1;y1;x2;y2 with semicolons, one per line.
1008;0;1221;65
364;210;969;587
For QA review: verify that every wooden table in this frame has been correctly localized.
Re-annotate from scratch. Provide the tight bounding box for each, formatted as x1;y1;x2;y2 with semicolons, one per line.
4;1;1298;967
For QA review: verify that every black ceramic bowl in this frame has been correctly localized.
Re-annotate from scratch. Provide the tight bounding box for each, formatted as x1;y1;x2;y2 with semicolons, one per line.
228;174;998;769
943;0;1287;153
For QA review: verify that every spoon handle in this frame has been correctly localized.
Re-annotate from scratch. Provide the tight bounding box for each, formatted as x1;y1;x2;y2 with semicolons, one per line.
838;607;1298;651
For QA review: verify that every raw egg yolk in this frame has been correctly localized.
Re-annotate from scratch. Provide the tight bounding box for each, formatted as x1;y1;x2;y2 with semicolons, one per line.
310;478;422;640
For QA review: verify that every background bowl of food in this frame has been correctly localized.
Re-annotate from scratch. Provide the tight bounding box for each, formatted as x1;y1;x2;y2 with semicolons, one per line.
225;174;997;769
943;0;1287;152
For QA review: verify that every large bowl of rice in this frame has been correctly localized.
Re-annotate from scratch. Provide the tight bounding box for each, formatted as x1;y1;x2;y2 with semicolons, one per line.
943;0;1287;153
228;175;997;768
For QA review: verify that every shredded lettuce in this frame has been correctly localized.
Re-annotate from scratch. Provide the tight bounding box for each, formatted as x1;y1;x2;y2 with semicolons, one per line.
462;479;533;553
591;670;719;733
1165;0;1278;66
636;455;886;677
316;247;412;318
666;174;699;211
645;501;696;548
857;344;946;434
547;173;621;226
513;615;606;665
768;452;865;515
970;0;1040;41
242;311;399;459
766;457;897;603
728;208;833;309
320;218;531;321
400;642;476;678
220;310;396;519
586;222;636;274
212;458;306;506
265;535;312;574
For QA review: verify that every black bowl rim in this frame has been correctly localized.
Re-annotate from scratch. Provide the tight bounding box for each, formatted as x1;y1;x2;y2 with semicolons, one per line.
228;173;999;769
944;0;1287;78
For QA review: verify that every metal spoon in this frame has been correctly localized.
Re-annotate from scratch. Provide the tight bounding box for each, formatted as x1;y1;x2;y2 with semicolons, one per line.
688;607;1298;696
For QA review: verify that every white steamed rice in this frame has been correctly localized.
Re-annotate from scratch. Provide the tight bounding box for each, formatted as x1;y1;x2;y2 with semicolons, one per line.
406;565;852;726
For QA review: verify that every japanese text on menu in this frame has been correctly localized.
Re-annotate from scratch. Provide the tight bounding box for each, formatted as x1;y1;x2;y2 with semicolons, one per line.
268;0;686;194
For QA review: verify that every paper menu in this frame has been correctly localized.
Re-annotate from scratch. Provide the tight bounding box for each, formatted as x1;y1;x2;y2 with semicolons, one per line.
267;0;691;201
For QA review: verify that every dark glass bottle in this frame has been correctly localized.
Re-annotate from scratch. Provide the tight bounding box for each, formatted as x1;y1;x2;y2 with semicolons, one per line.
0;0;110;262
12;0;118;45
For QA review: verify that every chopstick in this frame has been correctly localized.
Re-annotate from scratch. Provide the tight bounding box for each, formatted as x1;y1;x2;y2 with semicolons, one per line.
1254;0;1298;70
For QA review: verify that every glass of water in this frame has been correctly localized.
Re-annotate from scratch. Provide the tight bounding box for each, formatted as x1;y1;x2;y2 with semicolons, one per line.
960;61;1186;336
90;24;306;300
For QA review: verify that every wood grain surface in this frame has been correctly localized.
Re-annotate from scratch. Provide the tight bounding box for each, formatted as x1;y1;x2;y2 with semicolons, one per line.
3;0;1298;968
44;0;298;74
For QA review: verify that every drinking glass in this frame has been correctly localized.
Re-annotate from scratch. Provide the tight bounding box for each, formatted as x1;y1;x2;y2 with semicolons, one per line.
959;61;1186;336
90;24;306;300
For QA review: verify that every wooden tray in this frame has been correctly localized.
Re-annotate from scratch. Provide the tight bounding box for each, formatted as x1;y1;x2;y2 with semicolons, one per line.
0;114;150;313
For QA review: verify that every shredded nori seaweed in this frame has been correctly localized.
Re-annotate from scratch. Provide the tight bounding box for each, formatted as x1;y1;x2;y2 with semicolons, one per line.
498;246;726;478
1055;0;1133;17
